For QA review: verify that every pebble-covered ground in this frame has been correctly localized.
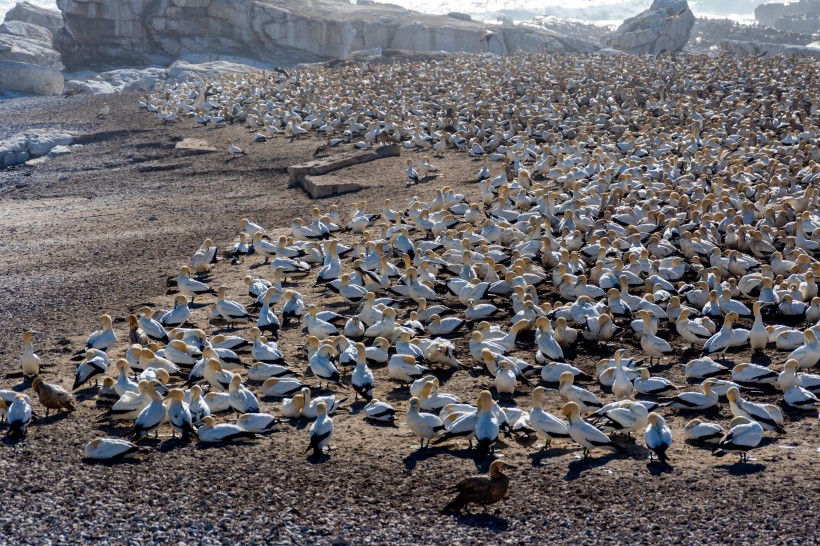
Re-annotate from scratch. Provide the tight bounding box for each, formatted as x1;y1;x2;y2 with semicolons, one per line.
1;76;819;544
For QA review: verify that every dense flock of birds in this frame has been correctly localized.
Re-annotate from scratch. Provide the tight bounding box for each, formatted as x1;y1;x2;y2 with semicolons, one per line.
5;52;820;512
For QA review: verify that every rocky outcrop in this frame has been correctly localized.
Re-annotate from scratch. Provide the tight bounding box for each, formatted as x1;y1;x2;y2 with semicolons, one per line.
0;129;74;167
2;1;64;34
0;20;61;67
53;0;597;71
773;12;820;35
605;0;695;55
755;0;820;28
63;58;280;95
720;39;820;59
0;59;63;95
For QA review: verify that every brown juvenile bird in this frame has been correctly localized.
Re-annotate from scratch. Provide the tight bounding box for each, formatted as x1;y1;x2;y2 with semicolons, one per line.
32;376;75;417
127;314;149;346
441;460;515;514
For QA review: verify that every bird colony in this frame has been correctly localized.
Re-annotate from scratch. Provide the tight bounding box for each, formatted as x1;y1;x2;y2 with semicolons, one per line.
6;53;820;513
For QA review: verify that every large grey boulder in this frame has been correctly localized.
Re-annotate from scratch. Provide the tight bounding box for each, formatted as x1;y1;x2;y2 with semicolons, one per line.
755;0;820;28
0;19;62;68
1;130;74;168
0;59;64;95
3;1;64;34
605;0;696;55
53;0;598;71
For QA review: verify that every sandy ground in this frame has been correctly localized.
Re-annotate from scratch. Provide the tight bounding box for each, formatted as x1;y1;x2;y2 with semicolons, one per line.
1;92;819;544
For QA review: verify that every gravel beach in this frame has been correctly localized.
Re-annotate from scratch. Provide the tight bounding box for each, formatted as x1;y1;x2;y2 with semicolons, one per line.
1;91;819;545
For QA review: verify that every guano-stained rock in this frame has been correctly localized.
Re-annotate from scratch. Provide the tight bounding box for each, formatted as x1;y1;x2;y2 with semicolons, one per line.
53;0;598;71
605;0;696;55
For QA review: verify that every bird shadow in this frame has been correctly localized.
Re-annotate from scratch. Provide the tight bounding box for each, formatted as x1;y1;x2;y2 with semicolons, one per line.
35;412;72;425
645;460;674;475
715;462;767;475
563;452;620;481
750;352;772;366
74;387;100;402
364;418;398;429
306;452;332;464
452;513;509;531
385;390;412;403
81;457;144;466
157;437;195;452
196;439;257;450
402;445;475;472
529;446;575;466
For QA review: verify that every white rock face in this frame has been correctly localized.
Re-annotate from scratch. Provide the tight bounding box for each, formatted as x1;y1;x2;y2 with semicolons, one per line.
720;39;820;59
0;16;62;68
63;59;267;95
0;59;64;95
54;0;598;70
3;1;64;33
606;0;695;55
1;130;74;167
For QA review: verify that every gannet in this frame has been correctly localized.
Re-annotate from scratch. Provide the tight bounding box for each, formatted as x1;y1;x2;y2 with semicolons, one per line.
161;295;190;327
561;401;621;458
188;384;210;423
237;412;279;433
82;314;117;353
633;368;679;396
305;401;334;457
127;381;166;441
351;343;374;401
227;139;245;157
281;393;305;419
406;396;445;449
203;359;235;392
731;363;778;385
96;380;151;422
84;438;145;461
113;359;139;396
363;399;396;422
167;389;195;441
786;329;820;369
197;416;256;443
138;307;169;342
418;381;460;411
177;266;214;302
527;386;570;449
594;400;649;437
388;354;427;385
405;160;420;185
683;418;724;444
558;371;603;414
260;377;305;397
661;378;718;411
726;387;784;432
20;330;42;377
6;394;31;439
228;375;259;414
494;360;518;398
712;416;764;462
98;377;119;404
644;412;672;464
214;286;251;322
73;349;109;390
